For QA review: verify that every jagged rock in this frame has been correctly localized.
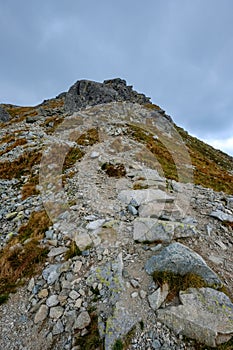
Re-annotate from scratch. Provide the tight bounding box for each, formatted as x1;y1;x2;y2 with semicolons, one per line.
42;264;62;285
118;189;174;206
52;319;64;335
0;106;10;122
133;219;197;243
145;242;222;287
148;284;169;310
86;219;105;231
74;311;91;330
64;78;151;113
157;287;233;347
34;304;48;324
49;306;64;319
46;294;59;307
74;232;92;251
48;247;68;257
210;210;233;222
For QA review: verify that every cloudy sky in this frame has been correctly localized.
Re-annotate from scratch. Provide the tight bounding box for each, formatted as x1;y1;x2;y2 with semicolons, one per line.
1;0;233;156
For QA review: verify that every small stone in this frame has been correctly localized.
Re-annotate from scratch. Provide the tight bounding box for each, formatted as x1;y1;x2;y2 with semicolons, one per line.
74;311;91;329
52;319;64;335
27;277;35;292
131;292;138;298
38;289;49;299
128;205;138;216
152;339;161;349
46;294;59;307
48;247;68;257
34;304;48;324
75;298;83;308
42;264;61;285
90;151;100;158
130;279;140;288
73;261;82;273
86;219;105;230
49;306;64;319
5;212;18;220
148;284;169;310
69;290;80;300
139;290;147;299
78;289;85;296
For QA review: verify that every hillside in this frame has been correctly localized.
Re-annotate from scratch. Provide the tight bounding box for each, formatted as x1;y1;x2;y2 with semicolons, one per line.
0;79;233;350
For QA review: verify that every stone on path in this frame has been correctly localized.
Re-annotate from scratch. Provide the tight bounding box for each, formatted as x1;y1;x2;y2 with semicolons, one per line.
157;287;233;347
118;189;174;206
145;242;222;287
133;219;196;243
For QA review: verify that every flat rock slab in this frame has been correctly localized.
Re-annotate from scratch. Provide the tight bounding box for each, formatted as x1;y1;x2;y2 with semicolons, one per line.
133;219;197;243
118;189;174;206
145;242;222;287
210;210;233;223
157;287;233;347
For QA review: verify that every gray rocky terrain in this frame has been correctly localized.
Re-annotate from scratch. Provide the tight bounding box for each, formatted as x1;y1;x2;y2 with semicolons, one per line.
0;79;233;349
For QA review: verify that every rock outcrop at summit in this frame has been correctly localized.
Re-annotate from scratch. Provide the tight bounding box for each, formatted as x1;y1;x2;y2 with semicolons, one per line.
64;78;151;113
0;105;10;122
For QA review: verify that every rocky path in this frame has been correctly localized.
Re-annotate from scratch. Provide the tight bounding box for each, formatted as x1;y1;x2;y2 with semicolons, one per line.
0;101;233;349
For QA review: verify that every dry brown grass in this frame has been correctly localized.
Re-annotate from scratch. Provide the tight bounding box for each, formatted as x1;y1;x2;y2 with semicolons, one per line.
40;98;64;109
63;147;85;172
75;128;99;146
0;210;51;304
0;150;41;179
0;138;27;157
127;124;179;181
144;103;162;111
21;174;39;199
43;115;65;134
177;126;233;194
101;162;126;178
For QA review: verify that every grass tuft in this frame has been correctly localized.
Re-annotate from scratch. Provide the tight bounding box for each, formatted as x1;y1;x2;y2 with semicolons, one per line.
65;241;82;260
101;162;126;178
75;312;104;350
0;210;51;304
153;271;207;301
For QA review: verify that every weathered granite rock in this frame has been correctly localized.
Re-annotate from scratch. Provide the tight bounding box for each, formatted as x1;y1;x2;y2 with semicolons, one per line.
145;242;222;287
42;264;62;285
48;247;68;257
148;283;169;310
210;210;233;223
64;78;151;113
34;304;48;324
157;288;233;347
118;189;174;206
74;311;91;330
0;106;10;122
133;219;197;243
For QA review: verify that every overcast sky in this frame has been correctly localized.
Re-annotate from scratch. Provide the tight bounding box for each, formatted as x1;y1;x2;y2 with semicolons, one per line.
1;0;233;156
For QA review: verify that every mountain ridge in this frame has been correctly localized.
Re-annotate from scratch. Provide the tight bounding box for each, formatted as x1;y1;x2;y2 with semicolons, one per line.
0;78;233;349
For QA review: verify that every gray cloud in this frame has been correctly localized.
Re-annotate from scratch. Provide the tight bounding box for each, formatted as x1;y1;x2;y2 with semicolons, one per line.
0;0;233;154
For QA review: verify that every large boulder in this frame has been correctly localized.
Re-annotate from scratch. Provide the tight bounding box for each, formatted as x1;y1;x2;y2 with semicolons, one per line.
157;287;233;347
0;106;10;122
145;242;222;287
64;78;151;113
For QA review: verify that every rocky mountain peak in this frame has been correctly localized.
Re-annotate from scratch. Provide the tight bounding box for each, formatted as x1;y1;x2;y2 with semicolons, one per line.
0;80;233;349
64;78;151;113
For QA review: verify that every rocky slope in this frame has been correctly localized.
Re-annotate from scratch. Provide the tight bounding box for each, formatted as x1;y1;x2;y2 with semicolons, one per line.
0;79;233;350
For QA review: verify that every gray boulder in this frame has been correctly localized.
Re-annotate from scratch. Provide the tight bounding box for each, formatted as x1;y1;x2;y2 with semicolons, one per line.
133;218;197;243
64;78;151;113
145;242;222;287
157;287;233;347
0;106;10;122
